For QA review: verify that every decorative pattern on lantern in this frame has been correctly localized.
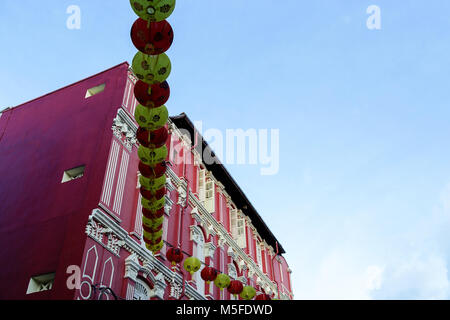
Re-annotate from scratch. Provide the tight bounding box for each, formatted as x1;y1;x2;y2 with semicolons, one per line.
130;0;176;22
240;286;256;301
214;274;231;291
134;81;170;110
130;0;175;256
166;248;184;268
138;145;168;167
132;52;171;85
201;267;218;284
136;127;169;149
183;257;201;276
227;280;244;297
135;104;169;130
131;19;174;56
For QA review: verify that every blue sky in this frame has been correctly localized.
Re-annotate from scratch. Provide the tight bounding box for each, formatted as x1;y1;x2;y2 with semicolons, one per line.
2;0;450;299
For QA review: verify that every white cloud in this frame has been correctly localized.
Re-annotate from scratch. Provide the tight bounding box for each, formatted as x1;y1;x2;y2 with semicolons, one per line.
291;182;450;300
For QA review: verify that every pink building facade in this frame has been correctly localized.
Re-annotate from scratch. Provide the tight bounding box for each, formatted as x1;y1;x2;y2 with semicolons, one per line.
0;63;293;300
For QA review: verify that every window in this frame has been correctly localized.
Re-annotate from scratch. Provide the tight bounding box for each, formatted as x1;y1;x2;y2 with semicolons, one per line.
61;165;85;183
205;179;215;213
27;273;55;294
85;84;105;98
192;227;205;297
231;210;247;249
198;169;206;201
133;279;151;300
256;243;263;271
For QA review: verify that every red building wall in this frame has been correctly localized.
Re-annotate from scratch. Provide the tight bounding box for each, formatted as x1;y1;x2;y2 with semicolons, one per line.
0;63;129;300
0;63;294;300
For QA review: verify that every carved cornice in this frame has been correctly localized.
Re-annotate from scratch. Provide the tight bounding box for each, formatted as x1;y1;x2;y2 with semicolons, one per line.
88;208;206;300
112;110;138;151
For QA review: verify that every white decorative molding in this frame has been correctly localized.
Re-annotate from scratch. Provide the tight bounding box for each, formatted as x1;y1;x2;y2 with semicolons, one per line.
227;247;236;260
124;254;140;281
88;209;206;300
177;184;187;207
203;242;217;259
228;263;238;280
164;196;174;217
170;277;183;300
238;276;247;285
85;216;125;257
112;110;137;152
190;225;204;244
190;207;202;224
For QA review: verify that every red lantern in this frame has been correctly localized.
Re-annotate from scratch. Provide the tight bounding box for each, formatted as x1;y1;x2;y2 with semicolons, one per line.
228;280;244;297
200;267;218;284
140;186;166;201
255;294;272;301
166;248;184;267
134;80;170;108
136;126;169;148
142;207;165;220
144;235;162;246
143;223;163;234
131;19;174;55
139;161;166;179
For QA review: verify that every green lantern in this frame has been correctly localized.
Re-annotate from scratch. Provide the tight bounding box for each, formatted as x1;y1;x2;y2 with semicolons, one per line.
214;274;231;291
240;286;256;300
132;52;171;85
144;229;163;241
142;196;166;211
135;104;169;130
140;174;167;193
183;257;201;275
142;215;164;229
146;240;164;253
138;145;168;166
151;240;164;253
130;0;176;22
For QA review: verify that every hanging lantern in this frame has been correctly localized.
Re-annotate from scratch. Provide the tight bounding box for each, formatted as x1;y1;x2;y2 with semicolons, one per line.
255;294;272;301
141;186;166;201
144;233;163;247
138;145;168;166
240;286;256;300
139;161;166;179
142;196;166;211
142;207;165;220
134;81;170;109
214;274;231;291
137;126;169;149
142;215;164;229
143;224;163;236
130;0;176;23
147;240;164;253
144;234;163;246
135;104;169;130
200;267;218;284
228;280;244;297
166;247;184;267
132;52;171;85
139;174;167;193
131;19;174;55
142;219;163;232
183;257;201;275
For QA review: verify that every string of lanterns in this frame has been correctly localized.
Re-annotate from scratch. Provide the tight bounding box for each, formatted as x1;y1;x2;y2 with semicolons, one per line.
129;0;176;255
164;241;271;301
129;0;272;301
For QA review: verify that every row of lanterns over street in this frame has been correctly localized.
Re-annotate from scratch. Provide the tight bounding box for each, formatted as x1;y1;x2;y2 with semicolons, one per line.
129;0;271;300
